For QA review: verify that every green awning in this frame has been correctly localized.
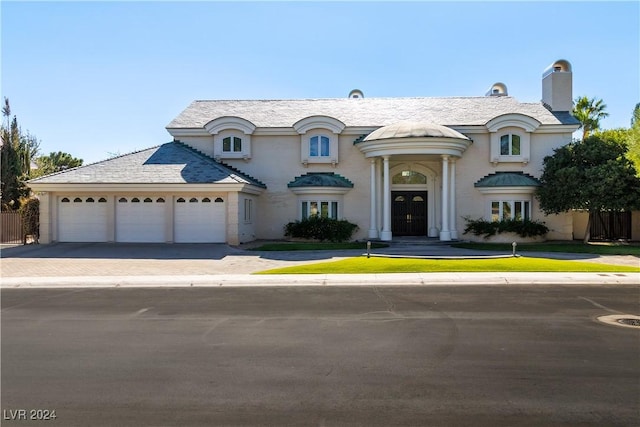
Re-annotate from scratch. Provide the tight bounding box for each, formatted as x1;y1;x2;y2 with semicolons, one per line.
474;172;540;188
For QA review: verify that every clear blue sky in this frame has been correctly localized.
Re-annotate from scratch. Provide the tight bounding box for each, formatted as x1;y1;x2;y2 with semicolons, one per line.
2;1;638;164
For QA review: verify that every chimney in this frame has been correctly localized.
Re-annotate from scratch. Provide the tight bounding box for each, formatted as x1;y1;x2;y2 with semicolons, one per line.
542;59;572;111
485;82;508;97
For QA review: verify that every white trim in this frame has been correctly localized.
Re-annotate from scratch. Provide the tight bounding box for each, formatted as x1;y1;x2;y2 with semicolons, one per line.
485;114;541;132
293;115;346;135
166;128;210;138
475;186;538;195
29;183;265;195
204;116;257;135
289;186;351;196
358;137;472;158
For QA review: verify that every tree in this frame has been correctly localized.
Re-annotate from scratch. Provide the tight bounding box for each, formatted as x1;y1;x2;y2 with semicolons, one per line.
572;96;609;140
1;98;32;210
536;133;640;242
32;151;83;178
627;103;640;176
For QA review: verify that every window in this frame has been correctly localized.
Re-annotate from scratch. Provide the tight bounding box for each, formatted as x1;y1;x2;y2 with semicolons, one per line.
74;198;82;203
86;198;95;203
301;200;339;219
500;134;521;156
491;200;530;221
244;199;252;223
392;171;427;184
144;198;153;203
61;198;70;203
222;136;242;153
309;135;330;157
98;198;107;203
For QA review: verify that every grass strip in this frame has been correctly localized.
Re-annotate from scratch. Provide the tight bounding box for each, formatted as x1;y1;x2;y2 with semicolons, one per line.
255;256;640;274
249;242;389;251
452;242;640;256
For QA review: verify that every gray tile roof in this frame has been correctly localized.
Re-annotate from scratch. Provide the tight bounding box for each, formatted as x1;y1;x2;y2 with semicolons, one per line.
167;96;579;129
28;142;266;188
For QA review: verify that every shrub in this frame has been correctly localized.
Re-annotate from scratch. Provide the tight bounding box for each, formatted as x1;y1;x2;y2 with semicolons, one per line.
284;216;359;242
463;217;549;239
18;197;39;243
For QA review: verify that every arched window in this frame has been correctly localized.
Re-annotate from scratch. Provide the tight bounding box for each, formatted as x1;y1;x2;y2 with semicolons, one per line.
144;198;153;203
176;198;186;203
86;197;95;203
215;197;224;203
131;197;140;203
309;135;330;157
189;198;198;203
222;136;242;153
392;171;427;185
202;198;211;203
74;198;82;203
61;197;70;203
500;134;521;156
119;198;127;203
156;198;165;203
98;198;107;203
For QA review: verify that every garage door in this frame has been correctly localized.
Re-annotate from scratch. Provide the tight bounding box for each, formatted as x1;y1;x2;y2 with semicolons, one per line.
58;196;109;242
174;197;226;243
116;197;166;243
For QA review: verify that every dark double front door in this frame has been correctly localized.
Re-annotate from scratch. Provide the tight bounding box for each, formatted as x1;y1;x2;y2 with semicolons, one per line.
392;191;427;236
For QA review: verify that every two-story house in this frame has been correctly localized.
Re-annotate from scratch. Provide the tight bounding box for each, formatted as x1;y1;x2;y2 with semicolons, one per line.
29;59;583;245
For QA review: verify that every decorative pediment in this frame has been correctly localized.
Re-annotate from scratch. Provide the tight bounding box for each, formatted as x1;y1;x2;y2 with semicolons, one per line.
485;114;541;132
293;116;346;134
204;116;257;135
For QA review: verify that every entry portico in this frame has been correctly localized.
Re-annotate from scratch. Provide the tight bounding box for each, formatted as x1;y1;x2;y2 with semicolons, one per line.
356;121;473;241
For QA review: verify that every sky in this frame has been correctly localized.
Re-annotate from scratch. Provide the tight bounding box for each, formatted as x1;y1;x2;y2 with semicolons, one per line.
2;1;639;165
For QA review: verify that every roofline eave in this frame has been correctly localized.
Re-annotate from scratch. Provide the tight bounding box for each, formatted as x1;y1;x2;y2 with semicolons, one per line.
357;137;473;158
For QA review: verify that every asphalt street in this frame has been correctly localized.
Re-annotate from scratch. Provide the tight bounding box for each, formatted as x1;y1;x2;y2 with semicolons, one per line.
2;284;639;427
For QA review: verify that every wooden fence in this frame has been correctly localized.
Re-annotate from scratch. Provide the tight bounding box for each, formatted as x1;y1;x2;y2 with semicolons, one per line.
0;211;23;243
590;211;632;241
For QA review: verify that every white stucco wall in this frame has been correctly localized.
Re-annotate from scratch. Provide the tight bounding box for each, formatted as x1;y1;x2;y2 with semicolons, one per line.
177;124;578;242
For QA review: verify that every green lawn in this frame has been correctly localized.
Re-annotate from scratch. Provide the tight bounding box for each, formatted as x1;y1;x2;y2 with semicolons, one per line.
249;242;389;251
256;256;640;274
452;241;640;256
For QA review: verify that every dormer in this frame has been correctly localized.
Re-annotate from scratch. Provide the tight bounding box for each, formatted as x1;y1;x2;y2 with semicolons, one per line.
293;116;346;167
204;116;256;161
485;114;541;166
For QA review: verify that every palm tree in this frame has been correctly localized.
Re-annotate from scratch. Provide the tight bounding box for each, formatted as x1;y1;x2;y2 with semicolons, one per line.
572;96;609;140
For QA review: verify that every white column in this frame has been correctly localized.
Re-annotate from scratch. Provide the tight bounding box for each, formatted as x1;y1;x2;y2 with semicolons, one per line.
380;156;392;241
449;158;458;240
368;158;379;239
376;159;382;233
440;155;451;241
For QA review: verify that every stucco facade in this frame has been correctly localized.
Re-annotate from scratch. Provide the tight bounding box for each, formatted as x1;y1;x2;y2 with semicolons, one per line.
29;59;583;244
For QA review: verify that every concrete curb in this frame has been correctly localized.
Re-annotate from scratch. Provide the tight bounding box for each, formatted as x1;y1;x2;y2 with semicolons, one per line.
1;272;638;288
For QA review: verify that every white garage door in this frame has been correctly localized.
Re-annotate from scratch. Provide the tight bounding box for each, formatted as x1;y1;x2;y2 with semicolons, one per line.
58;196;109;242
116;197;166;243
174;196;226;243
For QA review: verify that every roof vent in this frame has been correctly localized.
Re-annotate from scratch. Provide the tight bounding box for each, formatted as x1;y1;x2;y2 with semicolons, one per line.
348;89;364;99
485;82;508;97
